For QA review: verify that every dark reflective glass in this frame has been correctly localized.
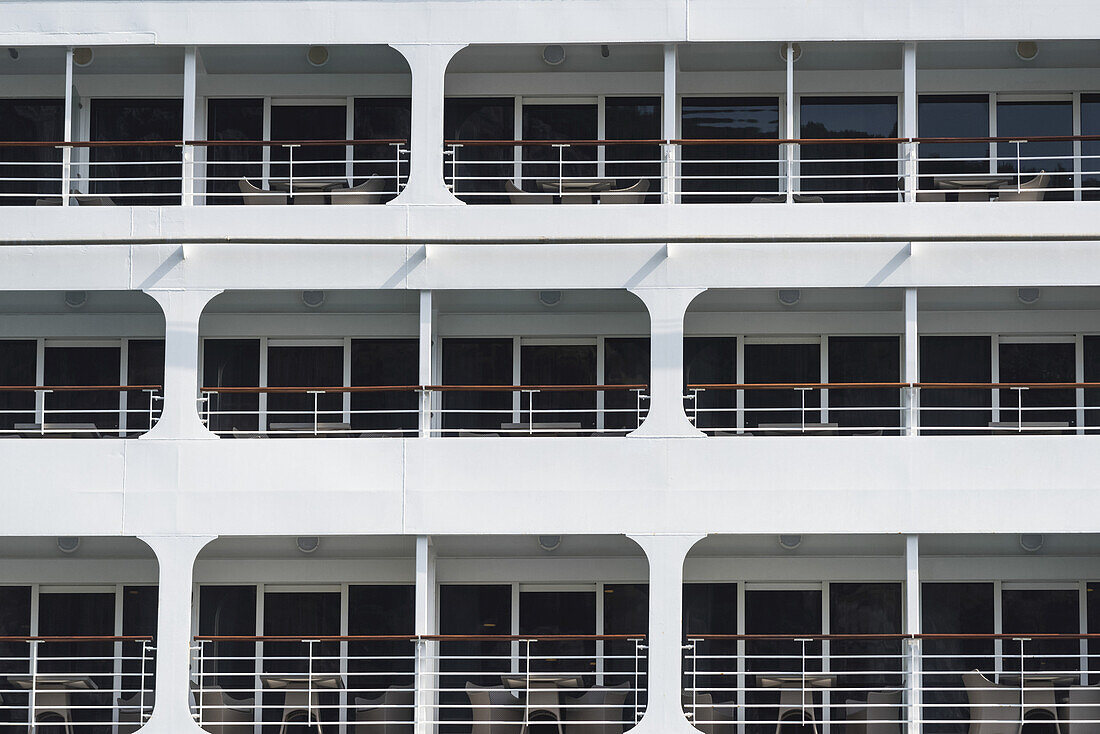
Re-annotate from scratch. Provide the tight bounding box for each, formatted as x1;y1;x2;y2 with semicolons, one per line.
270;105;347;184
921;583;995;734
680;97;780;203
1082;95;1100;201
683;583;737;711
121;586;158;699
441;338;512;433
604;583;649;718
202;339;260;433
605;97;661;201
918;95;990;190
998;342;1075;427
205;98;264;205
347;586;415;710
1085;336;1100;432
1088;583;1100;683
43;346;121;431
605;338;650;432
0;340;35;430
520;590;596;676
353;98;411;202
829;583;902;726
827;336;901;434
444;98;515;203
1002;589;1080;674
266;345;344;429
0;587;31;726
800;96;899;202
38;592;115;733
0;99;64;204
996;101;1073;201
520;344;598;429
521;104;598;187
126;339;164;434
438;585;512;734
919;336;992;434
743;343;820;429
684;337;737;431
350;339;418;435
198;585;257;694
89;99;183;205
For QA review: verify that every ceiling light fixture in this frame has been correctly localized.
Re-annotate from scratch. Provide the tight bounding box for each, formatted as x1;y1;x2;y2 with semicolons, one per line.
7;48;19;61
301;290;326;308
1017;287;1041;305
64;290;87;309
1019;534;1044;553
306;45;330;67
542;45;566;67
538;535;561;552
600;45;610;58
72;48;94;68
778;534;802;550
296;536;320;554
538;290;562;308
780;43;802;63
57;536;81;554
1016;41;1039;62
777;289;801;307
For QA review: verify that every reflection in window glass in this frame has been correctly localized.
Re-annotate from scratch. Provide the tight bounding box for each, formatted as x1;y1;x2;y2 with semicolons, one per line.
520;344;597;429
90;99;183;205
998;342;1076;427
439;585;511;734
605;97;661;201
828;336;900;433
0;340;36;431
206;98;264;204
44;346;122;431
521;104;599;187
1083;95;1100;201
1085;336;1100;431
441;338;513;433
681;97;780;203
921;583;994;734
800;96;899;202
919;336;992;434
266;345;344;429
198;585;256;695
605;338;650;432
684;337;737;432
743;343;820;428
996;100;1072;201
918;95;990;189
270;104;347;182
348;585;415;705
351;339;418;435
353;97;411;202
520;590;596;675
0;99;64;205
444;98;515;203
202;339;260;433
1002;588;1079;673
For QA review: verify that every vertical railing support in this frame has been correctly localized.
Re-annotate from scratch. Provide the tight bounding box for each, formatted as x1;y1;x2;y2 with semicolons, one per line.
905;637;921;734
28;638;39;730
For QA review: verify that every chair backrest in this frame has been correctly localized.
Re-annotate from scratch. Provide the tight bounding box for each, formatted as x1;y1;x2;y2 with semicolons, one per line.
238;177;285;205
331;175;385;205
504;179;551;204
466;682;523;729
603;178;650;204
962;670;1020;734
999;170;1049;201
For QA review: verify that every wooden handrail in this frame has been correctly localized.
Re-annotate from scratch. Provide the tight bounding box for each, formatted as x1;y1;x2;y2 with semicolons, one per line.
194;634;645;642
0;384;161;392
688;632;1100;641
187;138;408;147
200;384;648;394
0;139;407;148
687;382;1100;390
446;139;666;147
423;384;648;392
200;385;420;394
0;635;154;642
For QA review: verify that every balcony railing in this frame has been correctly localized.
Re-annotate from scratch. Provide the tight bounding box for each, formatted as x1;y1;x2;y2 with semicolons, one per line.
198;384;649;437
3;135;1098;206
0;635;155;730
683;633;1100;734
685;382;1100;436
190;633;647;732
0;384;162;437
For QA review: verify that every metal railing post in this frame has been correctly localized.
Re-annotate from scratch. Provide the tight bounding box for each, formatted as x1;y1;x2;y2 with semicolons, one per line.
905;637;921;734
28;639;39;730
686;638;698;723
60;144;72;206
309;390;323;435
197;639;206;725
444;143;459;193
906;140;919;202
140;641;151;723
1013;387;1028;432
635;638;645;724
307;639;317;729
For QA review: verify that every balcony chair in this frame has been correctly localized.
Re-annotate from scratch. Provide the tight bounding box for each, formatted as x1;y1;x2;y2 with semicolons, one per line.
844;690;902;734
466;682;525;734
751;194;824;203
331;175;385;205
354;685;414;734
684;692;736;734
74;195;116;205
196;687;254;734
238;177;287;205
997;171;1049;202
962;671;1021;734
117;692;153;734
915;191;946;202
504;180;553;204
601;179;650;204
563;682;630;734
1064;685;1100;734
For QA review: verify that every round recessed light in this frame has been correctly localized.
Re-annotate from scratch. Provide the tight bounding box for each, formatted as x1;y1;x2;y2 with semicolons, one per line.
306;45;330;67
1019;533;1044;553
7;48;19;61
778;534;802;550
64;290;87;309
1017;287;1041;305
1016;41;1039;62
777;289;801;307
57;536;81;554
538;290;563;308
542;45;566;67
296;536;320;554
780;43;802;63
72;48;94;68
538;535;562;552
301;290;326;308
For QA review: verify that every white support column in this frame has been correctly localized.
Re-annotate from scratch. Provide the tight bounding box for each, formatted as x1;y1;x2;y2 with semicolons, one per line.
141;289;223;440
904;536;921;734
182;46;197;206
62;48;73;205
389;44;467;206
904;288;919;436
903;43;918;202
628;287;706;438
785;43;795;202
419;290;434;438
662;44;679;205
138;534;217;734
627;534;705;734
415;536;437;734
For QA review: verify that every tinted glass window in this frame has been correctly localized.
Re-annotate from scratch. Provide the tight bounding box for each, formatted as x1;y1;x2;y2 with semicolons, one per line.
198;585;256;694
348;585;415;703
605;96;661;201
1082;95;1100;201
266;345;343;429
205;98;264;204
122;586;158;695
1002;588;1079;673
684;337;736;432
0;340;35;431
918;95;990;189
521;104;598;186
520;590;595;675
743;343;820;429
270;104;347;182
39;592;115;730
745;589;822;731
0;587;30;725
800;96;899;202
444;98;515;203
681;97;780;203
998;342;1075;427
1085;336;1100;431
441;338;512;433
202;339;261;433
43;345;122;431
439;585;512;734
922;583;994;734
919;336;992;433
89;99;183;204
830;583;902;721
0;99;64;204
828;336;900;433
353;97;411;202
350;339;418;435
997;100;1073;200
1088;582;1100;683
520;344;597;430
605;337;650;432
683;583;737;710
127;339;165;433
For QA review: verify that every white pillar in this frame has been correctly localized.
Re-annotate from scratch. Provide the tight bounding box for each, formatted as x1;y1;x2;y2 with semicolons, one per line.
62;48;73;205
629;287;706;438
419;290;433;437
902;43;918;202
389;44;466;206
141;289;223;440
138;534;217;734
415;536;437;734
904;288;919;436
182;46;197;206
785;43;795;202
904;535;921;734
662;44;679;205
627;534;705;734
